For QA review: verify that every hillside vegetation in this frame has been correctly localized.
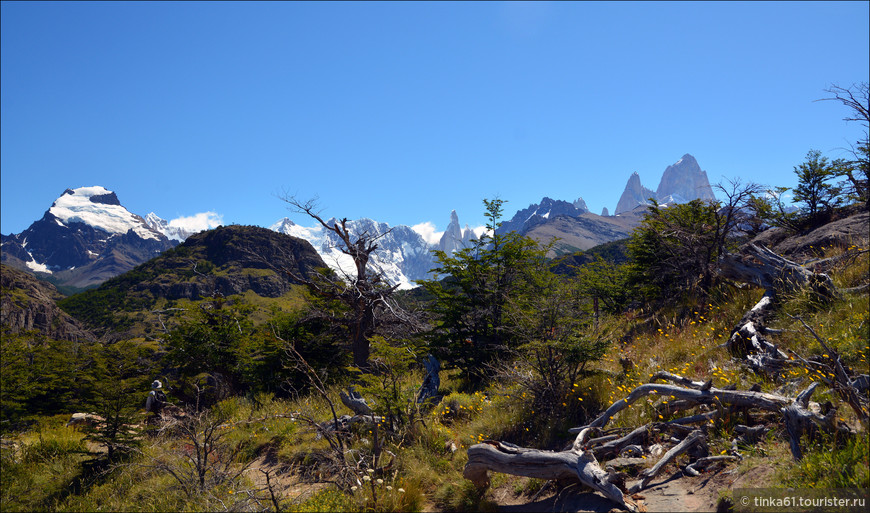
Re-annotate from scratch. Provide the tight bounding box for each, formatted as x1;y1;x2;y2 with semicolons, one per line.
2;84;869;512
2;198;867;512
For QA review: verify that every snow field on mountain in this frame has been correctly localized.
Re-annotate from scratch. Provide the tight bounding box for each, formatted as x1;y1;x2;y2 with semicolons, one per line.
50;186;159;240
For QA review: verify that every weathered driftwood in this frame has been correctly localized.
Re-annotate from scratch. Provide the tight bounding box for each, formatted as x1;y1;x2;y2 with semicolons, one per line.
780;382;854;460
788;315;869;422
340;388;373;415
581;383;795;430
719;243;836;298
628;430;705;493
683;455;740;476
463;428;637;511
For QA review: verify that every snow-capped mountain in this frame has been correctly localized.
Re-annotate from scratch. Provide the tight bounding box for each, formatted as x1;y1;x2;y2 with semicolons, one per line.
1;186;176;289
270;217;437;290
144;212;213;241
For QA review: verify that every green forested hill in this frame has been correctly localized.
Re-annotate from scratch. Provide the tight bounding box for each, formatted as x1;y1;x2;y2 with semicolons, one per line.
56;225;326;337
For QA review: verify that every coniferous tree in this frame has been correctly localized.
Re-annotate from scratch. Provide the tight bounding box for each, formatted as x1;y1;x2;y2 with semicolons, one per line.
420;199;547;384
84;340;150;459
792;150;843;223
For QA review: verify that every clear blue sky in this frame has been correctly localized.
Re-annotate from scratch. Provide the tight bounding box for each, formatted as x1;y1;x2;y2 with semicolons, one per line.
2;1;868;237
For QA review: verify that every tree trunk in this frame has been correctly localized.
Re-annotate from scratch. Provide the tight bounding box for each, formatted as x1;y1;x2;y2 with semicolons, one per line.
719;243;836;298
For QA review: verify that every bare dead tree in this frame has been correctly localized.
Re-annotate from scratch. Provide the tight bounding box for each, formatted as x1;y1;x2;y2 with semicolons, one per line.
279;195;419;369
138;406;254;498
713;178;767;247
817;83;869;206
820;83;870;125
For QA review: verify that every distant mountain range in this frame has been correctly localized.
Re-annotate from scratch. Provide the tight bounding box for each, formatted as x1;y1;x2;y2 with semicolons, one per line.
269;217;437;290
1;153;716;290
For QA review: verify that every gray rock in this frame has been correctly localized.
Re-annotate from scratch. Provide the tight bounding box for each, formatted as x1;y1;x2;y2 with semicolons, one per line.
655;154;716;203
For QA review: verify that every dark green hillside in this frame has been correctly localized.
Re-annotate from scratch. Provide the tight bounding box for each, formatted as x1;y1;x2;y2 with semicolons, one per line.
57;225;326;335
551;238;630;275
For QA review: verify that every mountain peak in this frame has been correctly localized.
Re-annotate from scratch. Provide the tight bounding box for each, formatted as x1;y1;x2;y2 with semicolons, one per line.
439;210;466;254
48;186;159;240
2;186;176;289
656;154;715;202
615;172;656;215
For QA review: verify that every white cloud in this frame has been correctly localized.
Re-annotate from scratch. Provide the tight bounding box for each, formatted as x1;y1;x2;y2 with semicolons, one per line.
471;225;490;238
168;212;223;233
411;222;444;246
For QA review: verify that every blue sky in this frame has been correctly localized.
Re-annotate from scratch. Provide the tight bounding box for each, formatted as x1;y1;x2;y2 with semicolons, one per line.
2;1;868;240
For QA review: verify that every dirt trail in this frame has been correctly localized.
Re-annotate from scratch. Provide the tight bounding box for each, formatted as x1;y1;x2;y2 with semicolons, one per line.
242;449;775;512
490;463;775;512
244;448;329;505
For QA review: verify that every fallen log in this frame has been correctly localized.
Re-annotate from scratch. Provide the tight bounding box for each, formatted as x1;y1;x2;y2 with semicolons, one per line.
340;388;373;416
316;413;386;439
683;455;740;476
723;291;795;376
587;424;651;460
718;243;840;378
628;429;705;493
719;243;836;298
670;410;717;426
781;382;853;460
650;371;709;390
463;428;637;511
582;383;794;430
788;315;868;422
734;424;768;444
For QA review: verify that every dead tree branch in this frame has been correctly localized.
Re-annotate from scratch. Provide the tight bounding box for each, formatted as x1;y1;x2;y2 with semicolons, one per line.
629;429;705;493
463;431;637;511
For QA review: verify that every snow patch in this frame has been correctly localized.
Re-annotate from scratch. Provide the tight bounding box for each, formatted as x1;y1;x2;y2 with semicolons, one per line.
50;186;160;240
25;253;52;274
